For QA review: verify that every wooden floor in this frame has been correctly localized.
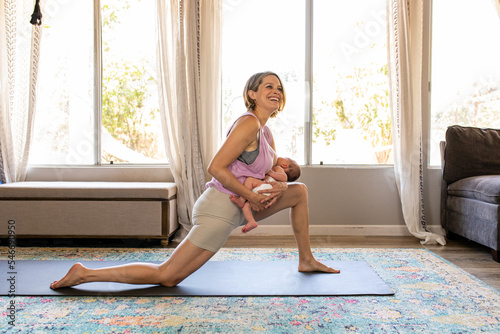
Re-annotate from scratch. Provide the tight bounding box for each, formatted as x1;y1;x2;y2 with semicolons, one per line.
221;235;500;291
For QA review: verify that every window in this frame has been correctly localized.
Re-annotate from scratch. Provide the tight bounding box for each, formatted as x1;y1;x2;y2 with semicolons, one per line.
312;0;390;165
222;0;306;164
430;0;500;165
222;0;390;165
30;0;166;165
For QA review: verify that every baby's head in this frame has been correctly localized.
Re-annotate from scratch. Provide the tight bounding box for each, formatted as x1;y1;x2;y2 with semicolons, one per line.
277;157;301;182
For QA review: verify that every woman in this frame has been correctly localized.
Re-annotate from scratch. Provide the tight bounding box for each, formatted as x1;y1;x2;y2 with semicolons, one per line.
50;71;339;290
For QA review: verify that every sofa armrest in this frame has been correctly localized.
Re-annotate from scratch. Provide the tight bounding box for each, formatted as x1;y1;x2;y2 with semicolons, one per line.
440;141;447;227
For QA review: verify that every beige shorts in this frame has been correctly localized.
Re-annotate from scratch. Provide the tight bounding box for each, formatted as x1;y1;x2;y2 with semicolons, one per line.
188;186;245;253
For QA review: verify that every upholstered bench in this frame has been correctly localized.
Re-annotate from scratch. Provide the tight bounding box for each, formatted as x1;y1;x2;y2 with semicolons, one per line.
0;182;178;246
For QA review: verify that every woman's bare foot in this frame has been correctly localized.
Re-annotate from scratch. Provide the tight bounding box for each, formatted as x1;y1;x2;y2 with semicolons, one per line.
241;221;258;233
298;258;340;274
50;263;88;289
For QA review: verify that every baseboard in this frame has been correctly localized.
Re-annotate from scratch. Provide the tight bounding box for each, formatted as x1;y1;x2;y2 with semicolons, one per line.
229;224;445;237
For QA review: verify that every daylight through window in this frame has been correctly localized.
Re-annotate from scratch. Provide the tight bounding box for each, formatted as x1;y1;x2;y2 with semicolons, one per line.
222;0;390;165
430;0;500;165
30;0;166;165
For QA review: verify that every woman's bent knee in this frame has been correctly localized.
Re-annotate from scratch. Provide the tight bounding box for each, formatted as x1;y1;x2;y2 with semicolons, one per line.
158;268;186;287
295;182;308;193
160;277;183;288
290;182;308;200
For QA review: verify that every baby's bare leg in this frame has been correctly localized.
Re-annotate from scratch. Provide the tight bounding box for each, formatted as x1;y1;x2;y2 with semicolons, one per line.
240;179;269;233
241;202;258;233
230;194;247;208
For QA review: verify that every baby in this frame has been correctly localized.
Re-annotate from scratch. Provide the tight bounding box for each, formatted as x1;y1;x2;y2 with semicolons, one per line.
231;157;301;233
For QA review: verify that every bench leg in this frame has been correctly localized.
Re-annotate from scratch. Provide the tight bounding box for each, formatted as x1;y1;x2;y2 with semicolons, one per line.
161;239;169;247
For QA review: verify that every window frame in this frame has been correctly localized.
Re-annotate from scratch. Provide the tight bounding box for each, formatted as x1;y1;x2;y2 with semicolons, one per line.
29;0;166;168
29;0;449;180
427;0;500;167
94;0;103;166
271;0;392;166
304;0;313;166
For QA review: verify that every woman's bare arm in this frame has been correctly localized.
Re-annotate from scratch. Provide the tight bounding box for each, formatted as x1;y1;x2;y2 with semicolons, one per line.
260;129;288;207
207;116;268;212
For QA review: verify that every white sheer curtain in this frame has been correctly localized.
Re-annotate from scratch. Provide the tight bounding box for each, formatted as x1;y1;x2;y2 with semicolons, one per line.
387;0;446;245
493;0;500;18
199;0;222;182
156;0;221;239
0;0;42;183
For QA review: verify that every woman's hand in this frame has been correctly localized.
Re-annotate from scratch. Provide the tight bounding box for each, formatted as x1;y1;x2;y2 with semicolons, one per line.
258;181;288;209
247;192;270;212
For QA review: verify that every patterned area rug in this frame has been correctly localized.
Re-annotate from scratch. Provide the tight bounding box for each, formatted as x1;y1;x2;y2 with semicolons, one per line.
1;247;499;333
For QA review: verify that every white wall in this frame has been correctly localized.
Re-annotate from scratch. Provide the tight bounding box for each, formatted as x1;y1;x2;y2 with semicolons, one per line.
26;166;174;182
24;1;444;238
252;166;443;236
26;164;444;237
259;166;404;226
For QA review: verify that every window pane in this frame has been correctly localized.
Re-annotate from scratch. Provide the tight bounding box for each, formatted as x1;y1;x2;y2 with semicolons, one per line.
222;0;305;165
313;0;390;165
101;0;166;164
430;0;500;165
31;1;95;165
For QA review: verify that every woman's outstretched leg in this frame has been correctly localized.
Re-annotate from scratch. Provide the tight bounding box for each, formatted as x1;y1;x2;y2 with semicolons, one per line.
253;183;340;273
50;238;215;289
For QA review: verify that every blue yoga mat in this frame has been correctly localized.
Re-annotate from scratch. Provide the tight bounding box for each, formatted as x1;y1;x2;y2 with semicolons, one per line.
0;260;393;296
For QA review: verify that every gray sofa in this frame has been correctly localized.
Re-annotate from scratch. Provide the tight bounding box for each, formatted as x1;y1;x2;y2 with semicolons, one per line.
440;125;500;262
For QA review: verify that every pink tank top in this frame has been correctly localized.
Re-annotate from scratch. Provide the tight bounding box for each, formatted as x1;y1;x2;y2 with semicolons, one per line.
206;112;275;196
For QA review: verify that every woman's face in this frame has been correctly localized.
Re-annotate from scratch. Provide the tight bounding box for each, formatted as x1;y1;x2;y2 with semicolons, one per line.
249;75;283;113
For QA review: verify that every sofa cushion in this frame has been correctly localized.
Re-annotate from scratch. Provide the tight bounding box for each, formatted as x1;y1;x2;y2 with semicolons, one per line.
447;175;500;205
443;125;500;184
0;181;177;200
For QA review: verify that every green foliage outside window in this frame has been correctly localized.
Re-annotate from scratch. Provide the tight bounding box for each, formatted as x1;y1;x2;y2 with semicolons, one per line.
313;64;392;164
100;0;161;163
